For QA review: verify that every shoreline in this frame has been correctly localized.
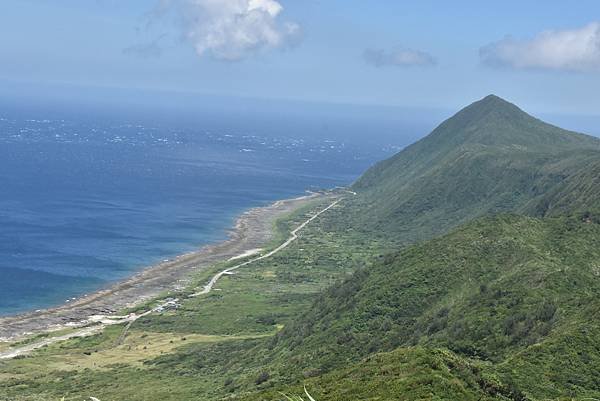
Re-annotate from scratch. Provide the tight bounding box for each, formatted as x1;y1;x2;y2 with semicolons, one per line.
0;192;326;341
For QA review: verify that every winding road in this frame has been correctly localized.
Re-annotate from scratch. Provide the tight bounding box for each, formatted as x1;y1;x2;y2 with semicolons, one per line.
189;197;342;297
0;196;342;360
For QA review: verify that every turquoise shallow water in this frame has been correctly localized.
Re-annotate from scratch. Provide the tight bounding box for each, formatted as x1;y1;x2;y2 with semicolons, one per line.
0;113;388;316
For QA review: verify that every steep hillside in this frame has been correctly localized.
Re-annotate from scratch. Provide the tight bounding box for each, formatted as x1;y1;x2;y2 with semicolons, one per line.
262;212;600;399
525;158;600;216
248;97;600;400
253;347;524;401
186;97;600;400
349;95;600;243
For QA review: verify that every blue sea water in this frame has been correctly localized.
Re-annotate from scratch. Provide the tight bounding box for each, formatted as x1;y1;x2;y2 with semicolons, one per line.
0;111;393;316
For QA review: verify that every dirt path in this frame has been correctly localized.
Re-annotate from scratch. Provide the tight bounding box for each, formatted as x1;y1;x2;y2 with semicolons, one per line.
0;295;185;360
0;303;167;360
0;323;107;360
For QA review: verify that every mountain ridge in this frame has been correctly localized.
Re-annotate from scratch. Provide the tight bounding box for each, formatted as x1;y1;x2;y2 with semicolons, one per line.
347;94;600;244
352;95;600;189
245;96;600;400
256;212;600;400
355;94;600;191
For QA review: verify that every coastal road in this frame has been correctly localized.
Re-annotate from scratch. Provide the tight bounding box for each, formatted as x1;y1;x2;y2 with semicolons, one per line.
189;197;343;297
0;196;343;360
117;197;342;344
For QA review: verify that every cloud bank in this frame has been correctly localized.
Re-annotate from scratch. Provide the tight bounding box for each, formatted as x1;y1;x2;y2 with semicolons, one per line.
481;22;600;72
158;0;300;61
363;47;436;68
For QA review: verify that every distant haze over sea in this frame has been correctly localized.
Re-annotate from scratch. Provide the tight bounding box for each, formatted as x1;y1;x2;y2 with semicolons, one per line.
1;91;598;316
0;98;406;316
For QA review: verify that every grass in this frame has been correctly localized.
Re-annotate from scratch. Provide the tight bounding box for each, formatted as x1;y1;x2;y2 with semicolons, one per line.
281;387;317;401
3;202;600;400
250;347;517;401
350;95;600;246
42;330;272;371
0;196;384;401
252;213;600;400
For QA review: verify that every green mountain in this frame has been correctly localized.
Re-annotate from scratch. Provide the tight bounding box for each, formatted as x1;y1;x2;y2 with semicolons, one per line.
256;347;524;401
264;213;600;400
247;96;600;400
349;95;600;244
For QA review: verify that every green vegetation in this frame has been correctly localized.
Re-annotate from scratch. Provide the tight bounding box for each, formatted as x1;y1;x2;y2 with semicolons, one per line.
2;95;600;400
350;95;600;244
252;347;523;401
254;213;600;400
0;197;385;401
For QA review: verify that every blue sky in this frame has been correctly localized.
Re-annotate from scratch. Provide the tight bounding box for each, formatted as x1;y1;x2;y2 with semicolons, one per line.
2;0;600;116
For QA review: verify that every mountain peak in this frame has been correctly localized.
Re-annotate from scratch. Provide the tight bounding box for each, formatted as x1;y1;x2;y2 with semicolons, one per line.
481;94;508;103
475;94;522;112
354;95;600;191
352;94;600;240
422;94;596;151
456;94;525;122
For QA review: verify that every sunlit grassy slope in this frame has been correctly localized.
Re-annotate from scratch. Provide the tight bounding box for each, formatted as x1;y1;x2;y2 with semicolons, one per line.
349;95;600;244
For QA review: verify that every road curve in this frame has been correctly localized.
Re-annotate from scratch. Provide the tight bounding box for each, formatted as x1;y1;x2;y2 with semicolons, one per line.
189;197;342;297
0;197;342;360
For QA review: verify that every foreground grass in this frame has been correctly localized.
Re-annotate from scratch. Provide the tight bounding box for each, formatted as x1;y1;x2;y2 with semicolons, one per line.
250;347;516;401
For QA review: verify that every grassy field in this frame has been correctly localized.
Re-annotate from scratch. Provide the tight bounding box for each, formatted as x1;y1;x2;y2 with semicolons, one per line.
0;196;386;401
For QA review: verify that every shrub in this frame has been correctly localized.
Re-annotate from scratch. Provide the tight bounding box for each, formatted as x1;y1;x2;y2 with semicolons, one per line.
256;371;270;385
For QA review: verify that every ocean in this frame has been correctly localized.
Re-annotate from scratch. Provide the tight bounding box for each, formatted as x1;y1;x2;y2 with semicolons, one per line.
0;110;393;316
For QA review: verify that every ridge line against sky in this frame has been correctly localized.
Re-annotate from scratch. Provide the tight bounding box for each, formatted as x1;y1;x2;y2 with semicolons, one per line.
1;1;600;115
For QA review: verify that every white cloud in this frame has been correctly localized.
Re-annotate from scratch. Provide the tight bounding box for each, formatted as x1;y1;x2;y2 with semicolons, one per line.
158;0;300;61
363;47;436;68
481;22;600;72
